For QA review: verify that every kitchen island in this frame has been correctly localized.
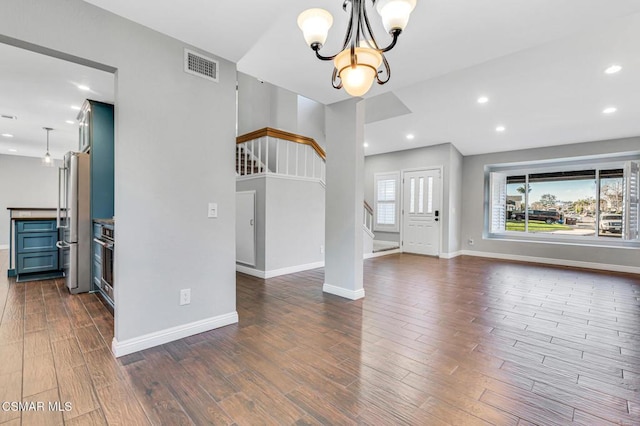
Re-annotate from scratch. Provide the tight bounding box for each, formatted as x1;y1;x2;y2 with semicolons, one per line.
6;207;64;282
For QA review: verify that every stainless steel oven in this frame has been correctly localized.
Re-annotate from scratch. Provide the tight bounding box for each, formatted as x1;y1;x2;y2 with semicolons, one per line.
93;226;114;302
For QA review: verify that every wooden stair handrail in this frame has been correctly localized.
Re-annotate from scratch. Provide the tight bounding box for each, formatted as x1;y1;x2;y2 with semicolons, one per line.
364;201;373;215
236;128;326;161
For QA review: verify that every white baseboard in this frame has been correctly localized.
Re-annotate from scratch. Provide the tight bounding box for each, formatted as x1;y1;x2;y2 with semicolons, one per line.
0;244;8;250
364;248;401;259
323;283;365;300
238;249;402;276
237;261;325;279
111;311;239;357
461;250;640;275
236;264;267;278
439;251;462;259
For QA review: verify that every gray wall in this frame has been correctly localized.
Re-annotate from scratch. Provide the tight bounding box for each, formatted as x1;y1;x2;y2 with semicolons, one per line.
325;99;365;294
1;0;237;343
298;95;326;148
237;72;297;135
448;144;464;254
364;143;462;255
265;177;325;271
0;155;60;248
461;136;640;268
237;73;325;148
236;176;324;273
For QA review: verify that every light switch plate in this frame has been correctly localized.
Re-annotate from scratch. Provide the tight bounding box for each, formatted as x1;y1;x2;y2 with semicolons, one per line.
208;202;218;218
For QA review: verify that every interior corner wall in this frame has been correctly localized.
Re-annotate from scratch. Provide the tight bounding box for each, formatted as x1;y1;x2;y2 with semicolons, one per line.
237;72;298;135
364;143;458;254
264;177;325;271
237;72;325;146
0;155;60;247
461;136;640;269
237;72;272;135
298;95;326;148
269;85;298;134
1;0;237;345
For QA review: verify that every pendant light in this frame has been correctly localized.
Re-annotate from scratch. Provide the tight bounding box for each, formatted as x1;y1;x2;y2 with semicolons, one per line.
298;0;416;97
42;127;54;167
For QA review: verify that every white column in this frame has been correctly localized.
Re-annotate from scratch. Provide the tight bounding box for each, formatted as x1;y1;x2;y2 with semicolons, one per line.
323;98;365;300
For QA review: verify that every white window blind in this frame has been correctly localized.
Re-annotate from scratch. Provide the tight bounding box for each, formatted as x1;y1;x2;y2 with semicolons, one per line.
490;172;507;233
624;161;639;241
374;172;399;231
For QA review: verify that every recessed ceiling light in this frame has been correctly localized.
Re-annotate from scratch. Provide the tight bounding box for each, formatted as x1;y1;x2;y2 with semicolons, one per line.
2;133;14;138
496;126;506;132
477;96;489;104
8;148;17;152
77;84;91;91
406;134;415;140
71;105;81;110
66;120;75;124
602;107;617;114
604;65;622;75
363;142;369;147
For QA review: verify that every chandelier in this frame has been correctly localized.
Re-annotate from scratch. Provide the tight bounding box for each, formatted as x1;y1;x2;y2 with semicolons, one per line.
297;0;416;97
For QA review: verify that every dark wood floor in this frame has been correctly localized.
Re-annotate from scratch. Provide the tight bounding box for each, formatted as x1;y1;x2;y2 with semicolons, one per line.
1;251;639;425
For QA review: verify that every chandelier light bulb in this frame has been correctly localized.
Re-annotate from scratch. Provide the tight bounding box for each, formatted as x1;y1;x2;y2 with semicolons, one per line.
297;8;334;48
334;47;382;96
376;0;417;33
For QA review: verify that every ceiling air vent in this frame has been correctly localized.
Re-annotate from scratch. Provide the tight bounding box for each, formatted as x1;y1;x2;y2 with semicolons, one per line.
184;49;219;82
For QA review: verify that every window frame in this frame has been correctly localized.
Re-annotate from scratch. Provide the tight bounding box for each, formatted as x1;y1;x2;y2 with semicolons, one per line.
374;171;400;232
485;155;640;248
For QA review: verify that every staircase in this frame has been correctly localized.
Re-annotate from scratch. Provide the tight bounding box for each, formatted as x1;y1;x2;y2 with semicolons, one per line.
236;128;377;259
236;145;265;176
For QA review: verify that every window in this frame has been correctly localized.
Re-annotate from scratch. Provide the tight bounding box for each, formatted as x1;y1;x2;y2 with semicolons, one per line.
374;172;400;232
488;158;639;243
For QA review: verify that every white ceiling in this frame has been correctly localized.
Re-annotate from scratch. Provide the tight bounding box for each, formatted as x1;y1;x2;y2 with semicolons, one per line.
3;1;640;159
0;43;114;160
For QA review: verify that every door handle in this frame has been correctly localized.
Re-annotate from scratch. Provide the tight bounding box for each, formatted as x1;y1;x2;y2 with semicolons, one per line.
93;238;114;249
56;241;69;249
250;219;254;226
435;218;439;222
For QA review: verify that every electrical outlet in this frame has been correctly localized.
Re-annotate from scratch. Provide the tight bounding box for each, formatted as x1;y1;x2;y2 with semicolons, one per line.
468;238;474;246
180;288;191;305
320;244;324;254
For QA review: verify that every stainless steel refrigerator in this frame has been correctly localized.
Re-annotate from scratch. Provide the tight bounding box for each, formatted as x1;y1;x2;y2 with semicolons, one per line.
57;151;91;294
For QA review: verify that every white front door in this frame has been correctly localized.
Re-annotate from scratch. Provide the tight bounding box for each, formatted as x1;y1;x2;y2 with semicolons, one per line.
402;169;441;256
236;191;256;266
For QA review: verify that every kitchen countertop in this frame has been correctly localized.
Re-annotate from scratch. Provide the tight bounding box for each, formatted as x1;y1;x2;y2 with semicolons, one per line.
7;207;58;211
7;207;59;220
94;218;115;226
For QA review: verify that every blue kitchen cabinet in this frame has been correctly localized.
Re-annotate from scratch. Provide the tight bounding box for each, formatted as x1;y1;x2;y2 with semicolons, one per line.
15;219;62;281
78;99;115;222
